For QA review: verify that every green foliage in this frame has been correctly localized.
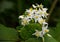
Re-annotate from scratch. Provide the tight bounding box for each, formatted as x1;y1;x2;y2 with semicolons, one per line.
25;38;42;42
44;34;58;42
49;19;60;42
0;24;19;42
0;41;16;42
17;23;58;42
24;35;58;42
19;23;42;40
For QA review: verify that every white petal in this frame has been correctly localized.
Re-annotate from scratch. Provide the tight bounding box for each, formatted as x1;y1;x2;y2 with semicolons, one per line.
19;15;24;19
26;9;31;13
32;33;35;35
32;4;37;8
43;8;48;12
36;3;40;7
39;31;43;37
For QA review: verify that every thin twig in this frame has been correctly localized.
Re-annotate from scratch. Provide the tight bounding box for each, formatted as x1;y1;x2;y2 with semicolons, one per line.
47;0;58;22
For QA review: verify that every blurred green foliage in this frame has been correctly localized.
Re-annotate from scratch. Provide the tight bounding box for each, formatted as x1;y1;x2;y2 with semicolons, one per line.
16;23;58;42
19;23;42;40
44;34;58;42
49;19;60;42
25;38;42;42
0;24;19;42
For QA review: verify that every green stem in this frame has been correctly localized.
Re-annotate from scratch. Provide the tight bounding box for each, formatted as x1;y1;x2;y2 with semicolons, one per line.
42;37;44;42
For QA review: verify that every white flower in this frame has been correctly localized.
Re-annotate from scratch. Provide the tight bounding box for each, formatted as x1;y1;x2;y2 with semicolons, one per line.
32;30;43;37
26;10;37;19
26;8;37;14
42;8;48;12
38;18;45;24
42;22;49;35
33;14;41;23
35;9;44;18
30;9;37;15
26;8;33;13
26;14;33;19
26;9;31;13
32;22;49;38
39;11;48;18
21;17;31;26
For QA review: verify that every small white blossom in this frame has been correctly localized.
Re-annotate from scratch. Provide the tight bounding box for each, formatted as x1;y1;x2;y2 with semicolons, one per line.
32;30;43;37
21;17;31;26
42;22;49;35
26;9;37;19
26;8;33;13
42;8;48;12
38;18;45;24
26;9;32;13
26;14;33;19
33;14;41;23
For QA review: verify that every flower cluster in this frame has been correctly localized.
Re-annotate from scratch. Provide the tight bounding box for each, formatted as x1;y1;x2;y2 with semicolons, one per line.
32;22;49;37
19;4;49;38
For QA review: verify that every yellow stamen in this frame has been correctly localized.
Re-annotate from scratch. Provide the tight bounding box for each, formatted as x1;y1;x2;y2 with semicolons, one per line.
23;20;27;24
45;29;49;32
35;32;40;37
35;16;38;18
39;3;43;8
36;8;37;10
27;14;31;16
40;11;43;15
30;8;33;11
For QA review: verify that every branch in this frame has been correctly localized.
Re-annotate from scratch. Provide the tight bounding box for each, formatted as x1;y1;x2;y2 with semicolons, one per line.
47;0;58;22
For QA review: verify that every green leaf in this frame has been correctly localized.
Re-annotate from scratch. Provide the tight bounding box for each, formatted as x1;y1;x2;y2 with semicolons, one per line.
20;23;42;40
44;34;58;42
0;41;16;42
25;38;42;42
49;19;60;42
0;24;19;41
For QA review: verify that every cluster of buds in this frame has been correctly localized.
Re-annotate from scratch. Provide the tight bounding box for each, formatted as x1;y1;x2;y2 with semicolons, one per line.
19;4;49;38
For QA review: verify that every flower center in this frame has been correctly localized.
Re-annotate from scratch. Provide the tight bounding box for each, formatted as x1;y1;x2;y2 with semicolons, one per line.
23;20;27;24
39;19;44;24
35;32;40;37
35;16;38;18
30;8;33;11
27;14;31;16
